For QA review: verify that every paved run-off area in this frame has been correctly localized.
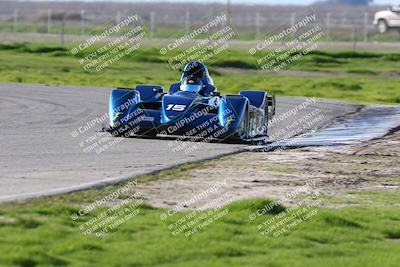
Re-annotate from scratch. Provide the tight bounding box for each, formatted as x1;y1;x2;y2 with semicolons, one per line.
0;83;360;202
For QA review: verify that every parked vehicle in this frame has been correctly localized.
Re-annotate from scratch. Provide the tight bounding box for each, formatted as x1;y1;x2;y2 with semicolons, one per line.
373;5;400;33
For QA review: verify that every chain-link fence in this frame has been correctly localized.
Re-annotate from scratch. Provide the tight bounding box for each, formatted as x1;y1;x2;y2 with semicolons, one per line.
0;1;398;43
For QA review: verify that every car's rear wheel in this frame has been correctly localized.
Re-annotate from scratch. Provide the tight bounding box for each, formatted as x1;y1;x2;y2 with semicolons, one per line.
263;99;270;137
237;106;249;141
378;20;388;33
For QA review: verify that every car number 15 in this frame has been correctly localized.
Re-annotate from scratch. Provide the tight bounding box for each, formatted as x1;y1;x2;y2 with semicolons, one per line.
166;104;186;111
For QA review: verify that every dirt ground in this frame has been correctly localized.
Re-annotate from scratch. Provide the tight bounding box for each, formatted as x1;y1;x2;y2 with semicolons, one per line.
134;131;400;210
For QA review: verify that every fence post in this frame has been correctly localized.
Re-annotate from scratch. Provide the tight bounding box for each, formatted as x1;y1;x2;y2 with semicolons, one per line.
80;10;85;36
290;12;296;26
226;0;231;25
363;12;369;42
221;12;227;30
352;22;357;52
47;9;52;33
150;11;155;38
61;14;65;47
325;12;331;37
255;12;260;40
13;9;18;33
116;11;121;25
185;11;190;35
290;12;296;39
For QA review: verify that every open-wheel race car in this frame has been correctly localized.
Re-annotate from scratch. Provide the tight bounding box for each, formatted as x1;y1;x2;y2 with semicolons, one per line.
105;61;275;143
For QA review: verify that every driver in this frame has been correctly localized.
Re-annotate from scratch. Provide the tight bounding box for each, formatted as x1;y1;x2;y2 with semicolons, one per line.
179;75;204;94
183;62;205;79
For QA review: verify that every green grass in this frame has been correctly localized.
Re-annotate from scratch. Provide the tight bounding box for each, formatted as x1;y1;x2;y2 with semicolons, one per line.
0;176;399;267
0;42;399;266
2;43;400;74
0;43;399;104
0;143;399;267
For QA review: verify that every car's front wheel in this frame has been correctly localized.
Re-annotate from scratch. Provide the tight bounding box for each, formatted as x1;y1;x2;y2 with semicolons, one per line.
378;20;388;33
137;128;158;138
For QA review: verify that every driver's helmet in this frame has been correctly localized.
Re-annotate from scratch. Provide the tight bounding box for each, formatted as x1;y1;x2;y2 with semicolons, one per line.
183;62;205;79
180;75;203;94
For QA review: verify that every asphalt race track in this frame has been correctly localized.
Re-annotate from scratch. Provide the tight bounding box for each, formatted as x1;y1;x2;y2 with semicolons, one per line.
0;83;360;202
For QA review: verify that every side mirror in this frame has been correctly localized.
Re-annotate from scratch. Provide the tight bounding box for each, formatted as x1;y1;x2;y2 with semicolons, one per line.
153;87;163;93
212;92;221;97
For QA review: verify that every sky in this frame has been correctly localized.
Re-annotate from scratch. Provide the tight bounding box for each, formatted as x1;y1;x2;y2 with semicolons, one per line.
131;0;396;4
25;0;398;5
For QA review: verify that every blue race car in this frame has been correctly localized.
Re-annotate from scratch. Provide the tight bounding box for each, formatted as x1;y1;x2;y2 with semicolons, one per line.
106;61;275;142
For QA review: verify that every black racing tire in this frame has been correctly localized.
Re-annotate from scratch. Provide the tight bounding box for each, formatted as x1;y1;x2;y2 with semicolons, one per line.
110;126;158;138
264;97;270;137
110;127;124;137
136;128;158;138
111;132;123;137
237;105;249;141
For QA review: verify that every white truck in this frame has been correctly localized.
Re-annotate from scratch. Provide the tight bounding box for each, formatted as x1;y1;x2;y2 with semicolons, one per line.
373;5;400;33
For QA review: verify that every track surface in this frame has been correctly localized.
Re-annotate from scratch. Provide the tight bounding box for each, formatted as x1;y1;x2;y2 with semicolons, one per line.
0;83;359;202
